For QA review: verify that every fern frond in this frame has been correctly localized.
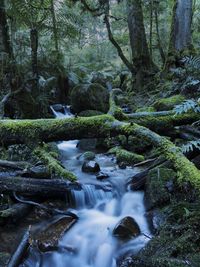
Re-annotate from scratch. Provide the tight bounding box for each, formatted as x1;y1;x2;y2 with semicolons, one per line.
182;140;200;153
174;99;200;114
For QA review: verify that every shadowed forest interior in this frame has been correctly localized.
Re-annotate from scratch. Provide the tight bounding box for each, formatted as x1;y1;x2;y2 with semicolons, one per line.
1;1;200;267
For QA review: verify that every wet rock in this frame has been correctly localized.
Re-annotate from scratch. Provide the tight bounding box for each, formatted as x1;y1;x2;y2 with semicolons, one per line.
79;151;95;161
22;165;49;178
113;216;140;240
77;139;97;150
71;83;109;113
82;161;100;173
35;217;76;252
121;105;132;114
118;162;127;169
96;172;109;180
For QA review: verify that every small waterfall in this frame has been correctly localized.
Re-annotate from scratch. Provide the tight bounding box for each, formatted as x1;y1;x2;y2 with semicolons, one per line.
21;105;151;267
70;184;114;208
50;105;72;119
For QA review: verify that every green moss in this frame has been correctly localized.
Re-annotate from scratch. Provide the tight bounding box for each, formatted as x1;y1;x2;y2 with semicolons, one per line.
78;110;103;117
132;201;200;267
108;146;144;165
71;83;109;113
145;168;176;209
136;106;156;112
34;146;77;182
153;95;185;111
80;151;95;161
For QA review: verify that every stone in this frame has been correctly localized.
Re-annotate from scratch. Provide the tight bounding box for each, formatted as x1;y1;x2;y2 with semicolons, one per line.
153;95;185;111
96;172;109;180
70;83;109;113
79;151;96;161
113;216;140;240
82;161;100;173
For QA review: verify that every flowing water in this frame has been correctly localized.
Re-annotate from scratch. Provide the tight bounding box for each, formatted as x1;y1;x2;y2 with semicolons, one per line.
22;106;151;267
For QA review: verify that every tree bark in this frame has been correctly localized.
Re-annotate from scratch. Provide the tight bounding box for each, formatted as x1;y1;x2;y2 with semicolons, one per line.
127;0;151;66
165;0;193;68
30;28;39;78
0;0;13;57
154;2;166;64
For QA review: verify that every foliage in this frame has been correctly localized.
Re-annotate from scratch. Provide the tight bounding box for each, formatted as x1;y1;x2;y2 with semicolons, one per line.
182;140;200;153
174;99;200;114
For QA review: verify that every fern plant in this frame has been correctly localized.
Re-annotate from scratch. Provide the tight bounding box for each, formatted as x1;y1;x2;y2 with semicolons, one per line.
174;99;200;114
182;140;200;153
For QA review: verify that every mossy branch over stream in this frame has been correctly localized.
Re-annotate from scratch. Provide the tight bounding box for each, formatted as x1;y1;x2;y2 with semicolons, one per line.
0;114;199;189
0;89;199;188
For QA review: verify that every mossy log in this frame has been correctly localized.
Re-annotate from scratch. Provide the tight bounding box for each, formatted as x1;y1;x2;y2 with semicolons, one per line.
0;176;75;197
34;146;77;182
0;203;31;225
0;115;199;189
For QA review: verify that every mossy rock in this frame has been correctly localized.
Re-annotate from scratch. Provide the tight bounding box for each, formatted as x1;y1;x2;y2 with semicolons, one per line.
78;110;103;117
153;95;185;111
79;151;95;161
145;168;176;210
136;106;156;112
70;83;109;113
108;147;144;165
125;202;200;267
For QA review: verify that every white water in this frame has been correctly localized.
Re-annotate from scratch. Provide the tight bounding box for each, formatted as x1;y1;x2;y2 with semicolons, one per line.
23;106;151;267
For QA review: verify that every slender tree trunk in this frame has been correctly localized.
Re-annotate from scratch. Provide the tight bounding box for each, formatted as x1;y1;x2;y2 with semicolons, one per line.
149;0;153;58
154;2;166;64
50;0;59;54
165;0;193;69
30;28;38;78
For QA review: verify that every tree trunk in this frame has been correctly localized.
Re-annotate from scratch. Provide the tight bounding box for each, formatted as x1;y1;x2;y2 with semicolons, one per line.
0;0;12;57
165;0;193;68
50;0;59;55
127;0;153;89
154;2;166;64
30;28;38;78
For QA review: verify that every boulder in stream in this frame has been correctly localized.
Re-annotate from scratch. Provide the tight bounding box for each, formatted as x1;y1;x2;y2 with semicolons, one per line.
79;151;96;161
96;171;109;180
82;161;100;173
113;216;140;240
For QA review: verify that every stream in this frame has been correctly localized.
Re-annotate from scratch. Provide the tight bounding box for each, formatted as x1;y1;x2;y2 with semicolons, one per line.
22;106;151;267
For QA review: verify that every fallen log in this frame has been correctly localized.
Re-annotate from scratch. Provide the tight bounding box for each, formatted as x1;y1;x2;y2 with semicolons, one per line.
0;160;31;170
0;176;112;197
0;176;73;197
8;227;30;267
34;146;77;182
0;203;31;225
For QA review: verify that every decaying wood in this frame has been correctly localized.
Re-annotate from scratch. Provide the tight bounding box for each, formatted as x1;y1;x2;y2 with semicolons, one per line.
8;227;30;267
0;203;31;224
0;159;31;170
